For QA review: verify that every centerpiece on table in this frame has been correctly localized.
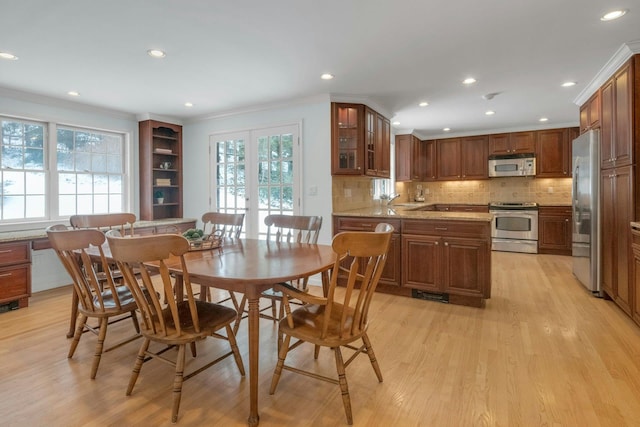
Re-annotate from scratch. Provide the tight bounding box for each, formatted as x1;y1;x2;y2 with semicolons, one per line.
182;228;223;251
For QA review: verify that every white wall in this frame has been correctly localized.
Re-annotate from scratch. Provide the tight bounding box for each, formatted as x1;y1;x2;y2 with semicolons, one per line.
183;96;333;244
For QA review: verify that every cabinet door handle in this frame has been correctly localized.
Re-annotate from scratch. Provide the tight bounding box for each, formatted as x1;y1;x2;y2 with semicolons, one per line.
0;272;12;278
435;227;448;231
435;242;439;245
0;249;13;254
444;242;449;246
565;219;569;222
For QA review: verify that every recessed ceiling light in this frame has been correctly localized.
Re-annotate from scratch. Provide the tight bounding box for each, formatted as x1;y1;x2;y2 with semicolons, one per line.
320;73;334;80
392;121;401;126
601;10;627;21
539;117;549;122
462;77;477;85
485;110;495;116
0;52;18;60
443;128;451;132
147;49;166;58
561;81;577;87
419;101;429;107
67;91;80;97
184;102;193;107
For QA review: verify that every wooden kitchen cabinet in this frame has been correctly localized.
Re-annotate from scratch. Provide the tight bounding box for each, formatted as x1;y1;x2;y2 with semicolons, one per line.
538;206;572;255
580;90;600;134
333;217;402;289
331;103;390;177
139;120;183;221
0;241;31;310
600;61;633;170
601;165;633;314
436;136;488;180
630;225;640;326
395;134;423;181
402;219;491;306
536;128;574;178
423;140;436;181
488;131;535;155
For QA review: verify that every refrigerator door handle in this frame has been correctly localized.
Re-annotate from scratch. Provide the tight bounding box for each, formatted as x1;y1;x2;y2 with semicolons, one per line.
573;163;581;226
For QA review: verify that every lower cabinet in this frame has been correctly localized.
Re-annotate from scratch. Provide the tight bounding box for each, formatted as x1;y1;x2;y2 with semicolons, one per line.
333;215;492;306
333;217;402;289
402;219;491;306
631;226;640;326
0;241;31;310
538;206;572;255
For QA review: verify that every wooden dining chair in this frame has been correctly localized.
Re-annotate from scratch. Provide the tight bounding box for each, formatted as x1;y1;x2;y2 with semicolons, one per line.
269;223;393;425
105;231;245;423
233;214;322;334
65;212;137;338
197;212;245;304
46;225;141;379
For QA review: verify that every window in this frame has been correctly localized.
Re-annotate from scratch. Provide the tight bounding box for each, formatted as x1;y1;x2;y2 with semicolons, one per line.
0;116;127;225
1;119;46;220
56;126;125;216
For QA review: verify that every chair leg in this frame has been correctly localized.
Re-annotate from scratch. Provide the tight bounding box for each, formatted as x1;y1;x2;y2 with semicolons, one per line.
68;315;88;358
189;342;197;357
227;291;240;311
90;318;108;379
269;333;292;394
226;325;245;376
127;338;150;396
314;345;321;359
233;295;247;335
270;299;278;323
171;344;186;423
130;310;140;333
334;347;353;425
362;333;383;382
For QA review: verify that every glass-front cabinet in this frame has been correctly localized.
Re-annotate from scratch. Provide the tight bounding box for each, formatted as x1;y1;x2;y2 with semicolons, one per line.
331;102;390;177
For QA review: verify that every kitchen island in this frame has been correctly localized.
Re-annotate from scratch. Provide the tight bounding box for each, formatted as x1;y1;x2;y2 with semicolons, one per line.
333;204;492;307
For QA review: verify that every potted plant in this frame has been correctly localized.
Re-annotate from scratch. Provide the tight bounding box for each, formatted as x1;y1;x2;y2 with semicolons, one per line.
154;190;164;204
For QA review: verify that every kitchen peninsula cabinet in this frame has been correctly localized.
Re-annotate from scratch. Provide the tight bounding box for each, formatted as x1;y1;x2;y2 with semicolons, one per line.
331;103;390;177
333;212;492;307
333;217;402;290
630;224;640;326
402;219;491;307
538;206;572;255
139;120;183;221
488;131;535;155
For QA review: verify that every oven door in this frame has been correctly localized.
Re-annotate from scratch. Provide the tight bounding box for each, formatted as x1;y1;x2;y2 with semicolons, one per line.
490;210;538;240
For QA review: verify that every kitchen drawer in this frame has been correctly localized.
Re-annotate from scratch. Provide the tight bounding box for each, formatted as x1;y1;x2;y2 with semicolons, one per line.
0;241;31;266
335;217;401;233
539;206;572;215
0;264;31;302
402;219;489;238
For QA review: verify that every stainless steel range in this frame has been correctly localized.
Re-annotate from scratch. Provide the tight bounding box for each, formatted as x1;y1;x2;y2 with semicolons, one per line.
489;202;539;254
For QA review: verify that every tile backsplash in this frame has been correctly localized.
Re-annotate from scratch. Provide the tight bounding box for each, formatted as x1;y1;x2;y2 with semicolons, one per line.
332;176;572;211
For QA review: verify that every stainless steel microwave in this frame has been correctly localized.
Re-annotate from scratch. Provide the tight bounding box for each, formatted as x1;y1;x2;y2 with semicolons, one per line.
488;154;536;177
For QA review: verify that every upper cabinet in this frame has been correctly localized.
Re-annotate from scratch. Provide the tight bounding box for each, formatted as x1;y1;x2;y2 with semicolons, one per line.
331;103;390;177
580;91;601;134
396;134;422;181
488;131;535;155
536;128;577;178
139;120;183;221
601;60;633;170
436;136;488;181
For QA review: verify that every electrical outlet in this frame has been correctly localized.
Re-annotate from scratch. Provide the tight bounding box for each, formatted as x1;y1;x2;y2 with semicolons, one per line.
344;189;351;197
547;187;554;193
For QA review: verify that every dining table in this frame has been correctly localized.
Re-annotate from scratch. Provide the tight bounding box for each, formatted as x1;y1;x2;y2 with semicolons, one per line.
154;238;335;426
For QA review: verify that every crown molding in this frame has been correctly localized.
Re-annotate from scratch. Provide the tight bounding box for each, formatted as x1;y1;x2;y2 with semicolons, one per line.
574;40;640;106
135;113;183;126
414;121;578;141
328;93;393;120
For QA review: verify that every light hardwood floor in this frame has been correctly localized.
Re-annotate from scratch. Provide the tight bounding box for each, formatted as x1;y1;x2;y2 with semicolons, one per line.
1;252;640;426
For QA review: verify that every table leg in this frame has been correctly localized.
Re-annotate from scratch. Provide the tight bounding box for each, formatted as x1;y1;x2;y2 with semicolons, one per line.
67;288;78;338
247;293;260;426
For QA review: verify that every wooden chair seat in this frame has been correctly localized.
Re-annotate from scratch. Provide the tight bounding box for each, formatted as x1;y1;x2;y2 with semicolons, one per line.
269;223;393;425
159;301;239;341
90;285;137;312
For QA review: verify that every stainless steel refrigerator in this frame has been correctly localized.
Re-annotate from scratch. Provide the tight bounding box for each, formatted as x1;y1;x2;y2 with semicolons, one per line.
572;129;600;294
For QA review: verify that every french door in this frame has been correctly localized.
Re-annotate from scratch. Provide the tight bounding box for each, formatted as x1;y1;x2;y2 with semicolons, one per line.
210;124;300;238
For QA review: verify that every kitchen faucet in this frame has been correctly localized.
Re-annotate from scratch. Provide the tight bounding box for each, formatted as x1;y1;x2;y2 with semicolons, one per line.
387;193;401;204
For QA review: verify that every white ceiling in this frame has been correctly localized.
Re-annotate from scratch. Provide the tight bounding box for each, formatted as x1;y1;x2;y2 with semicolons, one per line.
1;0;638;139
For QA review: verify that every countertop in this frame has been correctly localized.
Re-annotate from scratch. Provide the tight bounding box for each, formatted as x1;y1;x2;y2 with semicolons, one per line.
631;222;640;231
0;218;198;243
333;204;492;222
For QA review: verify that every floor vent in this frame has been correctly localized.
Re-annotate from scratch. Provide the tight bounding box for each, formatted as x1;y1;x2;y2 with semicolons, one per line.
411;289;449;303
0;300;19;313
